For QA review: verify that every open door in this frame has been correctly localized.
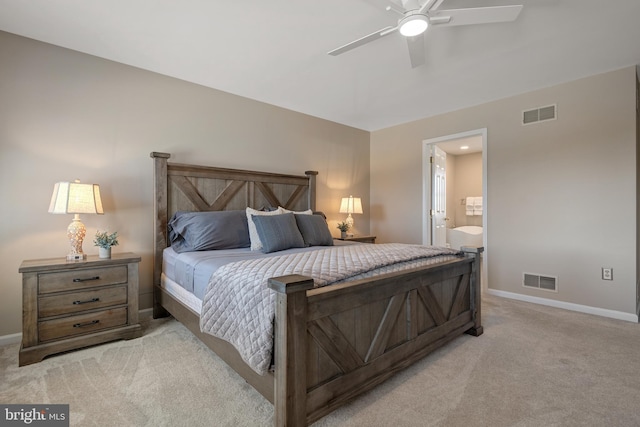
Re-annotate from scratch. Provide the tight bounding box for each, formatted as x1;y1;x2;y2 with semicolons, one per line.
430;145;447;246
423;128;487;291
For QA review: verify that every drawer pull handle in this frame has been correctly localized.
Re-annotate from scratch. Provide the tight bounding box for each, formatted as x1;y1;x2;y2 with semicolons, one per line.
73;320;100;328
73;297;100;305
73;276;100;283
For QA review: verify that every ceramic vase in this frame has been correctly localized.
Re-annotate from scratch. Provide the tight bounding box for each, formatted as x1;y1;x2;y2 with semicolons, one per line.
98;247;111;259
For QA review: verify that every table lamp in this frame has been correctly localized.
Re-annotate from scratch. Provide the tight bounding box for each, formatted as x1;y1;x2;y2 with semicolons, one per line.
48;180;104;260
339;195;363;229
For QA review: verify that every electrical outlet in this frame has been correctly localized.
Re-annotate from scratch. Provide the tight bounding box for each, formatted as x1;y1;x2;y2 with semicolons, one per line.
602;268;613;281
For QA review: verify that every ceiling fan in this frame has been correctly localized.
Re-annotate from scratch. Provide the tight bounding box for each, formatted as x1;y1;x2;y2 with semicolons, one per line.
328;0;523;68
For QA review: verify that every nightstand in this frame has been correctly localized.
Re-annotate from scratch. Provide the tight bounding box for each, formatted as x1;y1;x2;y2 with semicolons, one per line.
335;235;377;244
19;252;142;366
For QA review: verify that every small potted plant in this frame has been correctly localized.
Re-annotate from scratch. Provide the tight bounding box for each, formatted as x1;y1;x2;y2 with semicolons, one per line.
337;221;350;239
94;230;119;259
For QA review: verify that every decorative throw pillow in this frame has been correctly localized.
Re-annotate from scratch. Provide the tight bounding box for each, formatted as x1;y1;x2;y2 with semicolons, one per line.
168;210;250;253
279;207;313;215
246;207;284;251
251;213;305;253
295;214;334;247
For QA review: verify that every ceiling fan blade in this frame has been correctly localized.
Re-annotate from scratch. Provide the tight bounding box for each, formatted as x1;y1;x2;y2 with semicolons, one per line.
406;34;425;68
328;26;397;56
429;5;523;27
418;0;438;14
381;0;406;15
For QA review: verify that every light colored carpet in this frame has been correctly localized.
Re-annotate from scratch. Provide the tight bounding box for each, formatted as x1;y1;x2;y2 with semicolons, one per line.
2;295;640;426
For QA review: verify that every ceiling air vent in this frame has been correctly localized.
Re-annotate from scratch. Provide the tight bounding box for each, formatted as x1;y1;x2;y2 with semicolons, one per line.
522;104;557;125
523;273;558;292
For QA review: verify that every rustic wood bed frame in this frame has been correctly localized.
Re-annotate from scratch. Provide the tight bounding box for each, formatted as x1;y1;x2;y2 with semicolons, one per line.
150;152;483;426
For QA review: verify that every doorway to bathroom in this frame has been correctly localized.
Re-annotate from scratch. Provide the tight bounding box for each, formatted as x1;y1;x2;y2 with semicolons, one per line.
422;128;487;287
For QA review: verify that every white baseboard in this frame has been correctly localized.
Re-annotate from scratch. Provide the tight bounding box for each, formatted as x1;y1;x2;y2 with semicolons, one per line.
488;289;639;323
0;332;22;346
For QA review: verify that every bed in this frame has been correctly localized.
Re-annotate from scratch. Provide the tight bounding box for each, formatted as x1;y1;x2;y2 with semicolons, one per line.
150;152;483;426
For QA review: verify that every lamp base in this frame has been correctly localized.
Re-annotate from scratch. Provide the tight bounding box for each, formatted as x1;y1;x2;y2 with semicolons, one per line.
345;213;354;228
66;215;87;262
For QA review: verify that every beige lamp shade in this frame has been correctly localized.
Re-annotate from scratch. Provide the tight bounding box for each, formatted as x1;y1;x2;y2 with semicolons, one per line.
339;195;363;215
48;181;104;214
339;195;363;229
49;180;104;261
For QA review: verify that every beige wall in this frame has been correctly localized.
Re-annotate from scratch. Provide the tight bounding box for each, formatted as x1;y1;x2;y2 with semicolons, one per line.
0;31;370;336
372;66;637;316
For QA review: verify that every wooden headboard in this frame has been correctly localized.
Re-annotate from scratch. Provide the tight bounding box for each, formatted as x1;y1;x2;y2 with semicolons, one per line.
150;152;318;291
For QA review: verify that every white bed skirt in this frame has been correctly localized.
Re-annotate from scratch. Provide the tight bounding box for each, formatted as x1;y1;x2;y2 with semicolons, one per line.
161;273;203;315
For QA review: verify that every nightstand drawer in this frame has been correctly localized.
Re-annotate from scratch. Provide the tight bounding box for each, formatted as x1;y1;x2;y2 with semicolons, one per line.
38;266;128;294
38;307;128;342
38;286;128;318
335;235;376;244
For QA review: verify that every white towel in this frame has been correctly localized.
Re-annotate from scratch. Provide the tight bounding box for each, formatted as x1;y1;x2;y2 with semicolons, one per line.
466;197;474;216
473;196;483;216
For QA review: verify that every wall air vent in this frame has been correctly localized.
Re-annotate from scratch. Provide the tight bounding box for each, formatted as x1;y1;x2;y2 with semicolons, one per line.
522;104;557;125
523;273;558;292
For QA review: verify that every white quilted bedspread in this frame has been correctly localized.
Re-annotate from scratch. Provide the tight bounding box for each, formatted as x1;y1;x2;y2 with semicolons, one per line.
199;243;460;375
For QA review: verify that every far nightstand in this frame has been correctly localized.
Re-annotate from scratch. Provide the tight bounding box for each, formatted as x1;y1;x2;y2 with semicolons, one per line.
335;235;377;244
19;252;142;366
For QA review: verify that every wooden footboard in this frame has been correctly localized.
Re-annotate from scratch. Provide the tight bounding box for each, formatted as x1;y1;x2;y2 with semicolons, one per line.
269;247;482;426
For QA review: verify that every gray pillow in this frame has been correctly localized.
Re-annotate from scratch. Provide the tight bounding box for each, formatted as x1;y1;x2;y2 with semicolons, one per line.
295;214;334;247
168;210;250;253
251;213;305;253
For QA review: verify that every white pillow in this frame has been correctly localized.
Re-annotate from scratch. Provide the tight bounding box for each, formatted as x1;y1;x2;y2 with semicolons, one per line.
246;207;284;251
279;207;313;215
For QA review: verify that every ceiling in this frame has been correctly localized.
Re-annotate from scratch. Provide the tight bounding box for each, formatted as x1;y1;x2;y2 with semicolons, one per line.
1;0;639;132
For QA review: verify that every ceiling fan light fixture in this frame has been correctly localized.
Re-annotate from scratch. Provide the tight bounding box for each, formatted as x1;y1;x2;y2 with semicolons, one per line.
399;14;428;37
